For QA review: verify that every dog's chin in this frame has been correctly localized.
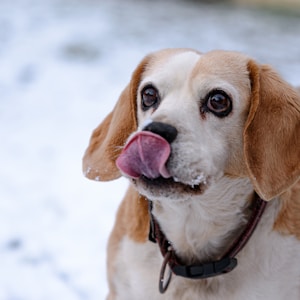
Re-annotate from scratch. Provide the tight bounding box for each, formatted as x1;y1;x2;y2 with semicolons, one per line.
131;175;209;201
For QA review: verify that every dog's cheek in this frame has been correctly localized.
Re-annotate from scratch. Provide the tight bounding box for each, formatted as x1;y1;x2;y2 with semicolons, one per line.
223;132;248;177
224;151;248;177
215;114;249;178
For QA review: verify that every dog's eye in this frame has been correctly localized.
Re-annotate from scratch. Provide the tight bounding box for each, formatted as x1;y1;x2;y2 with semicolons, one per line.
141;85;160;110
206;90;232;117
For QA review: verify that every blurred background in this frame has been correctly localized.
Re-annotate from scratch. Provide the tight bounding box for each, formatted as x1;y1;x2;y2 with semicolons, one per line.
0;0;299;299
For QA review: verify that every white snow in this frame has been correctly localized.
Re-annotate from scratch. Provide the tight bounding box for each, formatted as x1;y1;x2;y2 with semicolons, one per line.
0;0;299;299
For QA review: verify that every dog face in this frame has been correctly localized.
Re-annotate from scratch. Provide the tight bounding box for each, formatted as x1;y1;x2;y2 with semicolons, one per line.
83;49;300;202
128;50;252;201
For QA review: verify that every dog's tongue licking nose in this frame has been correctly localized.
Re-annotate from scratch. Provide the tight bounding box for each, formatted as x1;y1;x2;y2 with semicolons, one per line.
116;131;171;179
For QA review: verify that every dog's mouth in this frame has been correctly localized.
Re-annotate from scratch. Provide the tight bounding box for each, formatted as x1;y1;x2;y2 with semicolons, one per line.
133;174;208;197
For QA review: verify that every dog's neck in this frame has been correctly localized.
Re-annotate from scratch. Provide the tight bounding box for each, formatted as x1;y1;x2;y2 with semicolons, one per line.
151;176;256;264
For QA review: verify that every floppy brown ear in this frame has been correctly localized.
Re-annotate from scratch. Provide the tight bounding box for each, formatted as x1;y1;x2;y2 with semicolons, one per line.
83;56;150;181
244;60;300;201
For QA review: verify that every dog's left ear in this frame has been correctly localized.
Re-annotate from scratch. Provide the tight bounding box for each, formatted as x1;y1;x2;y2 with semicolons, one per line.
83;56;150;181
245;60;300;201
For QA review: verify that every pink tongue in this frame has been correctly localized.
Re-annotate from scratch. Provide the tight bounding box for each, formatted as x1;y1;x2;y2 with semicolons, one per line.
116;131;171;179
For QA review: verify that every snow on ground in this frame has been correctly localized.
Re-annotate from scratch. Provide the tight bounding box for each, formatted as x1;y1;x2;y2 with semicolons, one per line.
0;0;299;299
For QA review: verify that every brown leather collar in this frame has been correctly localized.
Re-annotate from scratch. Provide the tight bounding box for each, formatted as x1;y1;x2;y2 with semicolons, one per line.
148;193;267;293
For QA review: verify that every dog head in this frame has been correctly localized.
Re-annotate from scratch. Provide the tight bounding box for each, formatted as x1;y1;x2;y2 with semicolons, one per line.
83;49;300;202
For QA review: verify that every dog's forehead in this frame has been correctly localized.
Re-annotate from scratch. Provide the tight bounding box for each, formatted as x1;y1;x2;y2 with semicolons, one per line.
143;50;201;82
142;50;250;87
192;50;251;79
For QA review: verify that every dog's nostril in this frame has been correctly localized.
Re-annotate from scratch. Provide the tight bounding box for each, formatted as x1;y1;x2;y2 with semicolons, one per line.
143;122;178;143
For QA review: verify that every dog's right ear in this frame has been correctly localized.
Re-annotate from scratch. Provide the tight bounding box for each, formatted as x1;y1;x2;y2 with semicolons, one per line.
83;56;150;181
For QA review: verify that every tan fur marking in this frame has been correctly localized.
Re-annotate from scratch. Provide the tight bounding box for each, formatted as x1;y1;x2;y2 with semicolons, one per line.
82;56;151;181
107;185;149;296
274;180;300;238
245;60;300;200
123;186;150;242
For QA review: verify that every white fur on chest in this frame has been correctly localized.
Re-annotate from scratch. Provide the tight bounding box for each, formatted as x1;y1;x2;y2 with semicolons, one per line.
112;180;300;299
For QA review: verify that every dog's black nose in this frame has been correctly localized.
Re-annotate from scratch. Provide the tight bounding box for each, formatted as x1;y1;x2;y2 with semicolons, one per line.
143;122;178;144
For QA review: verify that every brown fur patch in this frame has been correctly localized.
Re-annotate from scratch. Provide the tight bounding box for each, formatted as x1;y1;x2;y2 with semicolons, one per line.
106;186;149;295
244;60;300;200
274;180;300;238
82;56;151;181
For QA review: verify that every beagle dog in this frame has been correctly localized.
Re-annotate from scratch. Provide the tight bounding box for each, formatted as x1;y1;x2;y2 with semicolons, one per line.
83;49;300;300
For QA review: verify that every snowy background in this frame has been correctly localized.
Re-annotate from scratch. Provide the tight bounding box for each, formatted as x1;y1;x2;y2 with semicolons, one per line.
0;0;299;299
